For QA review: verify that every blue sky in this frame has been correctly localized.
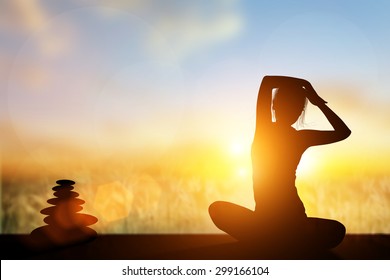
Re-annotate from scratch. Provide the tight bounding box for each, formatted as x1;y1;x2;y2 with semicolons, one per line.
1;0;389;166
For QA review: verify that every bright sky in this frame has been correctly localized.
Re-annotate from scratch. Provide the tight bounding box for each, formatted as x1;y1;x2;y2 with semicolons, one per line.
1;0;390;175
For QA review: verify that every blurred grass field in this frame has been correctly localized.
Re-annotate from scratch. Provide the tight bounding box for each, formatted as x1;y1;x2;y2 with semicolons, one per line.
1;143;389;234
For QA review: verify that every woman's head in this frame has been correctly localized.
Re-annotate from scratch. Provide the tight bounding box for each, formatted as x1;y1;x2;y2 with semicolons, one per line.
272;85;308;127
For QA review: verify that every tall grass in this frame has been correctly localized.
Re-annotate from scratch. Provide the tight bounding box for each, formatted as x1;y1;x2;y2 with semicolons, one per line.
1;152;389;234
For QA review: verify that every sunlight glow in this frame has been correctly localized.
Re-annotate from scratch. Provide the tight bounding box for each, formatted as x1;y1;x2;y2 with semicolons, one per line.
236;167;249;178
297;153;316;175
93;181;133;223
230;142;244;156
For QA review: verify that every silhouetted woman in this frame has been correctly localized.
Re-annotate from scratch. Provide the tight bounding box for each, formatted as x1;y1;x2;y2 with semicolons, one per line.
209;76;351;249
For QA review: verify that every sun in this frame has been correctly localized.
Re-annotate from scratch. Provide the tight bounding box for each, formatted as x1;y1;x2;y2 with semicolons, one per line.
227;139;252;179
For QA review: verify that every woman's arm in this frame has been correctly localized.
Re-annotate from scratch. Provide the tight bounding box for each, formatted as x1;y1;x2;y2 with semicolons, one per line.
255;76;274;128
300;82;351;146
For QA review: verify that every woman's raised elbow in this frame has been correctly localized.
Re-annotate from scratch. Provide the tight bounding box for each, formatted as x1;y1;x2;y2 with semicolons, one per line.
343;128;352;140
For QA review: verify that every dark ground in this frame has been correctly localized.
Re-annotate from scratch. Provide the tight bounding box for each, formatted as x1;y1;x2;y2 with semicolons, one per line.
1;234;390;260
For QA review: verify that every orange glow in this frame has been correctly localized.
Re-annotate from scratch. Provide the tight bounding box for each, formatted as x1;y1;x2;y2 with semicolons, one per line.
296;153;317;176
93;181;133;223
1;137;390;234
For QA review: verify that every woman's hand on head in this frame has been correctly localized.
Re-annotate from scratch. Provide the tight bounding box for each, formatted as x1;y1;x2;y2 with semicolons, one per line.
263;76;327;105
303;81;327;106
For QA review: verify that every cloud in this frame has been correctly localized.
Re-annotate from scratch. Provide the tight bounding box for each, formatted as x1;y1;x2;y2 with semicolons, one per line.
88;0;244;59
1;0;75;58
2;0;245;155
2;0;244;60
0;0;47;34
147;1;244;59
